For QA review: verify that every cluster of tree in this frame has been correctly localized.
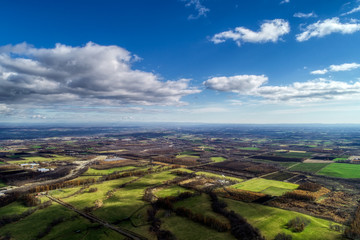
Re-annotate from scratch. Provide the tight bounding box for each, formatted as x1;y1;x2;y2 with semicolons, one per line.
32;178;96;193
329;223;345;232
88;187;98;193
251;156;302;162
297;182;322;192
20;194;40;207
283;191;316;202
147;204;176;240
286;217;311;233
175;207;230;232
209;192;265;240
151;156;198;166
0;200;52;227
209;161;278;177
218;187;267;203
344;205;360;239
171;170;196;177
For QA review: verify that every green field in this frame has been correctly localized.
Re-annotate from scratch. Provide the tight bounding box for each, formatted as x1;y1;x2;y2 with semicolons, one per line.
289;163;329;173
161;215;234;240
155;185;191;198
0;201;33;217
195;171;243;182
92;171;177;223
238;147;260;151
176;154;199;159
231;178;298;196
210;156;226;162
317;163;360;178
10;154;74;164
0;180;6;188
83;166;138;175
333;157;348;162
224;199;342;240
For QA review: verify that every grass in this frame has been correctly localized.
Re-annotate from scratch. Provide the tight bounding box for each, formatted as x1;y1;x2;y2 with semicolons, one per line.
43;217;126;240
231;178;298;196
62;177;138;210
276;162;299;168
210;156;226;162
0;180;6;188
161;215;235;240
50;186;84;199
10;154;74;164
224;199;342;240
154;185;191;198
333;157;348;162
176;154;199;159
317;163;360;178
0;201;33;217
93;171;177;223
0;202;77;240
0;161;5;164
83;166;138;175
238;147;260;151
195;171;243;182
174;194;229;224
289;163;330;173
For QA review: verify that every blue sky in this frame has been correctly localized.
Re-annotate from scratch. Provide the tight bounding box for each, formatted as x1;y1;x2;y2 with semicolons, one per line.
1;0;360;124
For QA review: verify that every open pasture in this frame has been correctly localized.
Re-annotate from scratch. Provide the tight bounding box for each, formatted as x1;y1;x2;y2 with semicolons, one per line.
317;163;360;178
231;178;298;196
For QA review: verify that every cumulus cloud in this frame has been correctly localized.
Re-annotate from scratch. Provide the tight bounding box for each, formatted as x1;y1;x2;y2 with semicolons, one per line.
182;0;209;19
329;62;360;71
293;12;317;18
203;75;268;94
296;17;360;41
341;5;360;16
210;19;290;46
311;62;360;75
204;74;360;103
0;42;200;107
257;79;360;103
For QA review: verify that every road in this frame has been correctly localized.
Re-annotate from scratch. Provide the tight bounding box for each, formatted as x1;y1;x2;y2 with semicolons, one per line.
46;195;147;240
2;156;106;195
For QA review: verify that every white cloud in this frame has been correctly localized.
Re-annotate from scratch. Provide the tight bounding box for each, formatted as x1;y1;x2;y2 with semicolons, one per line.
203;75;268;93
341;5;360;16
257;79;360;103
204;74;360;103
280;0;290;4
310;69;328;75
229;99;243;106
210;19;290;46
0;42;200;107
311;62;360;75
180;107;229;113
329;62;360;71
183;0;209;20
296;17;360;41
293;12;317;18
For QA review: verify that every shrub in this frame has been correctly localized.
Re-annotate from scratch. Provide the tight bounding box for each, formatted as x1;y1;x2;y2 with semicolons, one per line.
88;187;98;193
286;217;310;232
